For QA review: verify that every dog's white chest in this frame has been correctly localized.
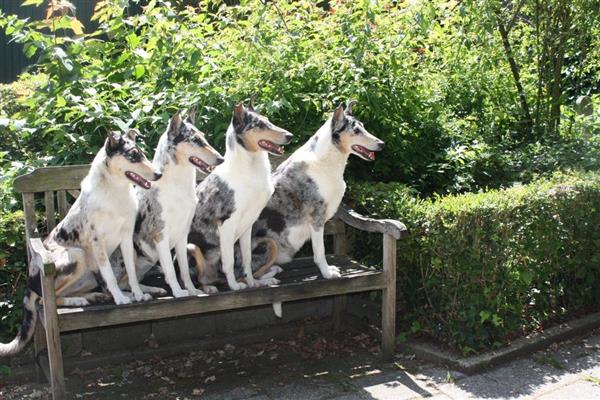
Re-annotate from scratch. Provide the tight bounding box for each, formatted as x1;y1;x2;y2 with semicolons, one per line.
88;189;137;253
307;164;346;220
158;185;197;246
233;181;273;237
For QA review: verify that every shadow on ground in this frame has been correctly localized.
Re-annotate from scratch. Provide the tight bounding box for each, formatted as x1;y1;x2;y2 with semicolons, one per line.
1;326;599;399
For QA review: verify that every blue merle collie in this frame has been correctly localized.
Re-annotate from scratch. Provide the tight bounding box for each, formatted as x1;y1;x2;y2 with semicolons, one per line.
187;103;293;292
109;109;224;298
0;130;161;356
251;102;384;279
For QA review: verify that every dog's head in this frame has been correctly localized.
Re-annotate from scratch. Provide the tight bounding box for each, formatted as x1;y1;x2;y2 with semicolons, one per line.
229;103;293;156
166;108;224;174
330;102;384;161
104;130;162;189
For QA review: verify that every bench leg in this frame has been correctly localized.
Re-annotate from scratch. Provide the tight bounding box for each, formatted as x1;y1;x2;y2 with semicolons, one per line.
41;270;66;400
333;295;347;331
381;234;397;360
33;318;47;383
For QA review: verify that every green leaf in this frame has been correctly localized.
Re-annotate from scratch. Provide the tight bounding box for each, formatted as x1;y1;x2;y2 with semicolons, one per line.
479;310;491;323
56;96;66;108
133;65;145;78
24;43;37;58
21;0;44;6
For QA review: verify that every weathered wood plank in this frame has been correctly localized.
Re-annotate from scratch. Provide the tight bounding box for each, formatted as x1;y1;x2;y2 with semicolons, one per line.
14;165;90;193
324;218;345;236
333;295;347;331
333;223;347;255
38;256;65;399
66;190;80;199
57;191;68;220
58;257;385;332
29;237;54;269
381;234;397;360
336;203;409;240
22;193;38;242
44;192;56;232
33;320;47;383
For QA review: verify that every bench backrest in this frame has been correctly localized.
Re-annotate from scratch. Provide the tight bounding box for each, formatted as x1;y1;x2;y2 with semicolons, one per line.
13;164;346;253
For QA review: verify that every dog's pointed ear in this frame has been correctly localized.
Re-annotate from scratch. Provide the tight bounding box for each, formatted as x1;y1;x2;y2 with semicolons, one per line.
168;111;183;138
346;100;357;115
187;106;197;124
332;104;345;129
248;95;255;111
126;128;139;141
105;131;121;153
232;103;246;131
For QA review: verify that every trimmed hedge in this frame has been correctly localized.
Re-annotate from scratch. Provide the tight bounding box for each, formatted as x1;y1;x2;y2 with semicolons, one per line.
349;171;600;354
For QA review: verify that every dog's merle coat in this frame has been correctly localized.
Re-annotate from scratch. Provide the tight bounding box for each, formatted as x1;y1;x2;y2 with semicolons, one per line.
0;130;161;356
250;104;384;279
187;104;292;291
110;111;223;297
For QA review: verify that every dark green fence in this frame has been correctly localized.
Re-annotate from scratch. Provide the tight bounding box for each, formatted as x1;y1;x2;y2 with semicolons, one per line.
0;0;141;83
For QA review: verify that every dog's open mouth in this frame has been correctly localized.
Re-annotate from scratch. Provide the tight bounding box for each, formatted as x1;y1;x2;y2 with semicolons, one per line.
189;156;215;175
351;145;376;161
125;171;151;189
258;140;284;156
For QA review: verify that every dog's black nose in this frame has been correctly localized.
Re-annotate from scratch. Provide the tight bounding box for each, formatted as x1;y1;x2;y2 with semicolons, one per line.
377;140;384;151
154;172;163;181
283;132;294;144
215;155;225;165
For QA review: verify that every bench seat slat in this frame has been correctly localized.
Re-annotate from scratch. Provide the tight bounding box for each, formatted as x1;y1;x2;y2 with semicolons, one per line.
57;255;384;332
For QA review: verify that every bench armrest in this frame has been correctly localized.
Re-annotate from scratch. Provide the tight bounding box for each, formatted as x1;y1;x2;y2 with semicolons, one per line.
28;237;56;276
336;203;409;240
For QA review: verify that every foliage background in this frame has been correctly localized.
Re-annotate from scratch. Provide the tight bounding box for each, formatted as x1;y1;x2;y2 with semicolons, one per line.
0;0;599;350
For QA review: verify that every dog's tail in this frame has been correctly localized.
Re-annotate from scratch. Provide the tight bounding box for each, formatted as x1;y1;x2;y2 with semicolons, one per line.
252;238;283;318
187;243;206;282
0;285;39;357
253;238;278;279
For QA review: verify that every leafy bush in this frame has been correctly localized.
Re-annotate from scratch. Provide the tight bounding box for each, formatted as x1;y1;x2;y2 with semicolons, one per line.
349;170;600;353
0;0;596;194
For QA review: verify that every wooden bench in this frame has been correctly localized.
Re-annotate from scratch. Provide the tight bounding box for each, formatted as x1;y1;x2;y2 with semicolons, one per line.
13;164;408;400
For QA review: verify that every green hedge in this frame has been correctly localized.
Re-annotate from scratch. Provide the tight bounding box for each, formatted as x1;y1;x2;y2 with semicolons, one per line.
349;170;600;354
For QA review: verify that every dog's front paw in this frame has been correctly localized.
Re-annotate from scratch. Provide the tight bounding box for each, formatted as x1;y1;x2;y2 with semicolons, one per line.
172;288;190;298
322;265;341;279
186;287;206;296
133;290;152;302
114;294;132;305
229;281;247;291
203;285;219;294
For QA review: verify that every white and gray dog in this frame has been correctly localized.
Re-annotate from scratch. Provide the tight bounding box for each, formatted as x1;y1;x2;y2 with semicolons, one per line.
0;130;161;356
109;109;224;298
187;103;293;292
250;102;384;279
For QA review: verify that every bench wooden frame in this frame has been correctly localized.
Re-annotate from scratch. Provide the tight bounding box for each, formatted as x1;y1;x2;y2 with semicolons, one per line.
13;164;408;400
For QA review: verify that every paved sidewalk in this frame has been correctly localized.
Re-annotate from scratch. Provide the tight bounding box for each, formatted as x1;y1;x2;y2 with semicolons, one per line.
2;328;599;399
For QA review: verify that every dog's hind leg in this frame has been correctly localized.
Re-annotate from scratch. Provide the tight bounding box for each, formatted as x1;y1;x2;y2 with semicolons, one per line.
155;237;189;297
139;284;168;297
259;266;283;280
310;225;341;279
187;244;219;294
175;240;205;296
